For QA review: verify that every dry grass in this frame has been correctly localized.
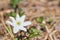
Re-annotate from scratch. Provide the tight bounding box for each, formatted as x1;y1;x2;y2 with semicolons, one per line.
0;0;60;40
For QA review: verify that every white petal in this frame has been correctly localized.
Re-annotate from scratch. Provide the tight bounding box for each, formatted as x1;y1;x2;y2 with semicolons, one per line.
10;17;15;23
19;27;27;31
22;21;31;26
6;21;13;26
13;27;19;33
20;15;25;22
16;14;20;21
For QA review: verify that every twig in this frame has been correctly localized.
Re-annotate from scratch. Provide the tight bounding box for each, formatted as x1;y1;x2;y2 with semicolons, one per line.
50;30;57;35
45;25;50;33
49;34;53;40
44;34;48;40
53;34;58;40
45;26;53;40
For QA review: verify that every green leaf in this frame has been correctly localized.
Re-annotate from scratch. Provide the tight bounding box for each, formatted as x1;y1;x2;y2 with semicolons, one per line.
6;12;16;18
36;17;44;23
18;8;24;17
10;0;21;8
29;28;41;38
48;18;53;23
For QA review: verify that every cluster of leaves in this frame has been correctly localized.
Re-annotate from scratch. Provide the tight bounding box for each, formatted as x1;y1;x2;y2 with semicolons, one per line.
8;0;23;18
6;12;16;18
10;0;21;8
29;27;41;38
24;27;41;40
6;8;24;18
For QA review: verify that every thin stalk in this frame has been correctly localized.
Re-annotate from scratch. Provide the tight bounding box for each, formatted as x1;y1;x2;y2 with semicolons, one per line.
44;34;48;40
7;24;12;33
49;34;53;40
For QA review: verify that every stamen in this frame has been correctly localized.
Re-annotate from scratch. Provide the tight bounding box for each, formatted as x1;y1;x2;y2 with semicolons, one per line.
16;21;21;25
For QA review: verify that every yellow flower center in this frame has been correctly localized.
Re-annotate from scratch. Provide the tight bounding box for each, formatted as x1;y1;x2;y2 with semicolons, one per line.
16;21;21;25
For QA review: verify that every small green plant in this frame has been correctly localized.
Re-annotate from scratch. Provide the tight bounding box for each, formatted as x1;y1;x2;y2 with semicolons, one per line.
10;0;21;8
24;27;42;40
29;27;41;38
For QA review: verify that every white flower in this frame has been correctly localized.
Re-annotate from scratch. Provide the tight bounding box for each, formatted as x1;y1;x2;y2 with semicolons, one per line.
6;14;31;33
